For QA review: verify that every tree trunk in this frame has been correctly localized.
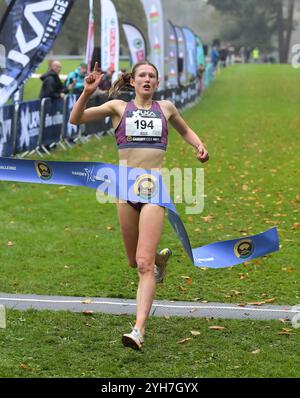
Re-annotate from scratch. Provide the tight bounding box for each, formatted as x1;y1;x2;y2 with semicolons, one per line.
277;0;295;63
283;0;295;63
277;0;285;63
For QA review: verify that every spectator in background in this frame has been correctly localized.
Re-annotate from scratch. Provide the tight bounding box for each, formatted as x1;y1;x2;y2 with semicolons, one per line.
211;45;219;70
197;64;206;92
219;46;229;68
98;67;114;93
47;59;54;71
39;60;65;100
262;54;269;63
252;47;260;63
65;63;88;95
197;64;205;80
228;45;235;65
245;47;252;63
178;56;185;87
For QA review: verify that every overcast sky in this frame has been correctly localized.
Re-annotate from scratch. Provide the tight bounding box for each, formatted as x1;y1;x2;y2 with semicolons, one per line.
162;0;224;44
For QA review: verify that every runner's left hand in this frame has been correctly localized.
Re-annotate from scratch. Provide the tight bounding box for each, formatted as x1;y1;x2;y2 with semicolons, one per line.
196;144;209;163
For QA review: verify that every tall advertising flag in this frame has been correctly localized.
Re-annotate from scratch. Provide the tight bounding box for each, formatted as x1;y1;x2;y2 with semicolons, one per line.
167;21;178;87
0;0;75;108
100;0;119;82
196;36;205;67
122;23;146;65
85;0;95;72
141;0;165;89
174;26;187;85
182;27;197;80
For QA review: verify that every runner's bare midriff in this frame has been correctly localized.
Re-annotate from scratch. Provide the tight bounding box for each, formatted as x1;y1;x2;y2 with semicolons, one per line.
118;147;165;170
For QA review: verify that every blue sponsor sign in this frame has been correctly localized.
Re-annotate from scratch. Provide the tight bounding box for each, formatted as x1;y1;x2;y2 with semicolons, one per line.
15;100;40;153
40;98;63;146
62;94;79;140
0;104;14;157
182;27;197;80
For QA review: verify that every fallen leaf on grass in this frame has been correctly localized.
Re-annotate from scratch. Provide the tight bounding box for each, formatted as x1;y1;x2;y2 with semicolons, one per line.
292;223;300;230
239;273;249;280
201;215;213;223
246;298;276;306
7;241;14;247
178;286;188;292
209;326;225;331
251;349;261;355
190;331;201;336
230;290;243;296
264;298;276;304
177;338;192;344
82;299;92;304
278;328;295;336
282;267;294;273
247;301;266;306
20;363;30;370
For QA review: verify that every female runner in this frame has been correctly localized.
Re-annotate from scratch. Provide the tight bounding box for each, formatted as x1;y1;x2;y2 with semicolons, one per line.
70;61;209;350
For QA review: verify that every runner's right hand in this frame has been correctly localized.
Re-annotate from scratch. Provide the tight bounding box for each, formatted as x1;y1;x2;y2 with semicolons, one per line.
84;62;103;94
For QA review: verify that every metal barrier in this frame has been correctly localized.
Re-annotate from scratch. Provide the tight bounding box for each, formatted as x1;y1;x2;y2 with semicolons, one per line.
0;80;205;158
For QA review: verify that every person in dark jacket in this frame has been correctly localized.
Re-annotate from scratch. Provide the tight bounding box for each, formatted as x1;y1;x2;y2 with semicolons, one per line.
39;61;65;99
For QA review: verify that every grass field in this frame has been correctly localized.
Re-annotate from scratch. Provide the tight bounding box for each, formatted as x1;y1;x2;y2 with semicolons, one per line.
0;64;300;377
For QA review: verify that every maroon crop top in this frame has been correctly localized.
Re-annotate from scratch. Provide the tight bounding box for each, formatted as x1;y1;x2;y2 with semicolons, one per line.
115;100;169;150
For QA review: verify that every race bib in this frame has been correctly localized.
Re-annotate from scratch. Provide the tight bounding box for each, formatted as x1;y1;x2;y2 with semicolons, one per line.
125;110;162;142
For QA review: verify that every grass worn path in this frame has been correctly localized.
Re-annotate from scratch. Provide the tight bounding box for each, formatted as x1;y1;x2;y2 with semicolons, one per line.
0;64;299;377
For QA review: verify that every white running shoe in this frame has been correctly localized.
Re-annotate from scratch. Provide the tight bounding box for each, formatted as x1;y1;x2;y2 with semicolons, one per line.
122;328;144;350
154;248;172;283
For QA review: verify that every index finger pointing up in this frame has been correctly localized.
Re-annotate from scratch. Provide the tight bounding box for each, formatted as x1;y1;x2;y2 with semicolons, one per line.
93;61;99;72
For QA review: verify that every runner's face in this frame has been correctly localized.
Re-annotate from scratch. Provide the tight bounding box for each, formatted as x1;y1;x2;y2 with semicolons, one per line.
131;65;159;96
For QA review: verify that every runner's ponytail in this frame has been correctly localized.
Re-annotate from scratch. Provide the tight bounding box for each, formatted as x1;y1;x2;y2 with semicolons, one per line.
109;72;132;97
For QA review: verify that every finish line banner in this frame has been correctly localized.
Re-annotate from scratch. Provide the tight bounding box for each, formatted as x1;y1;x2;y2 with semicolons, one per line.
0;157;279;269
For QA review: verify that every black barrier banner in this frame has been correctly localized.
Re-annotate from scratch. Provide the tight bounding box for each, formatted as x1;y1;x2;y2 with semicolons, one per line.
0;0;75;107
84;94;113;136
62;94;79;140
1;82;201;158
40;98;63;146
16;100;40;153
0;105;14;157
